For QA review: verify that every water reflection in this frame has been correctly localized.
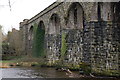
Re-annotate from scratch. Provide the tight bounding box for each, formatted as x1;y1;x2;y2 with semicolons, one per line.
2;67;119;79
2;67;70;78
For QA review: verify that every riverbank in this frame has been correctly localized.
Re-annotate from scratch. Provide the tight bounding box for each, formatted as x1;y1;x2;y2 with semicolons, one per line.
1;54;120;78
0;55;42;68
0;60;120;79
0;60;40;68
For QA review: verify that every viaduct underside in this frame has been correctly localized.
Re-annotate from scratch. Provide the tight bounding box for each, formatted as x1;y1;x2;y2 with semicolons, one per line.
20;2;120;76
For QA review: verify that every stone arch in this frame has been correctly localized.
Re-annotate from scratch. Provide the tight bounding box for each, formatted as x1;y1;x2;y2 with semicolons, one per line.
112;2;120;42
113;2;120;43
38;21;45;30
49;13;61;34
28;26;34;49
97;2;101;21
115;2;120;71
62;2;84;64
66;2;84;29
113;2;120;22
35;21;45;57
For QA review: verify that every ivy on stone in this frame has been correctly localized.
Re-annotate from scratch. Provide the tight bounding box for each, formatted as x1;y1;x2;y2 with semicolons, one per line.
61;32;67;60
33;23;45;57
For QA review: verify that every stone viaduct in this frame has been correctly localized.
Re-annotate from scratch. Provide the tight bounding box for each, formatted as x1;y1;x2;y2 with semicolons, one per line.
20;1;120;75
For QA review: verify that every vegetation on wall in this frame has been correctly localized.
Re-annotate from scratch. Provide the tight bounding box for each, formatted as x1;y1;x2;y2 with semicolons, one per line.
33;23;45;57
32;23;37;57
92;68;120;76
60;32;67;61
79;62;91;75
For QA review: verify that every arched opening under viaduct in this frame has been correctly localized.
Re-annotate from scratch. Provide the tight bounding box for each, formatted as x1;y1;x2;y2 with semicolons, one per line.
113;2;120;70
67;2;84;29
47;13;61;63
49;13;61;34
91;2;120;72
28;26;34;50
35;21;45;57
113;2;120;41
63;2;84;64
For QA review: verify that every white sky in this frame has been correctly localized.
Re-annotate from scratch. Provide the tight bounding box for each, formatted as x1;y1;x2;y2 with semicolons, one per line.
0;0;56;34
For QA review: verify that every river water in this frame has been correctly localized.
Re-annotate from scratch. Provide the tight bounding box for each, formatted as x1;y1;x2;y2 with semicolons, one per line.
2;67;79;78
1;67;118;79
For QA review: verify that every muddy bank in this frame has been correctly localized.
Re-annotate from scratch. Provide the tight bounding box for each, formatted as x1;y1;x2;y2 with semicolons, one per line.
0;60;119;78
0;61;39;68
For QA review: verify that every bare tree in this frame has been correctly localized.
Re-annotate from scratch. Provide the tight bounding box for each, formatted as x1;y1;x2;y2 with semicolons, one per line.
0;0;12;11
8;0;11;11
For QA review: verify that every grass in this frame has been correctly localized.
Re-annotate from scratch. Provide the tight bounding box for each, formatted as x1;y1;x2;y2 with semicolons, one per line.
92;68;120;77
0;60;17;63
1;55;44;67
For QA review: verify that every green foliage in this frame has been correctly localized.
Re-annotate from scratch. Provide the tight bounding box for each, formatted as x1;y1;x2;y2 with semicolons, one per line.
32;23;37;57
60;32;67;60
0;60;17;63
79;62;91;74
102;70;120;76
33;23;45;57
2;55;23;60
93;69;120;76
2;43;8;47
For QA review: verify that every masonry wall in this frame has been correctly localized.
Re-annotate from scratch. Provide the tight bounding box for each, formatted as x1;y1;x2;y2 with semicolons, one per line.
20;2;120;76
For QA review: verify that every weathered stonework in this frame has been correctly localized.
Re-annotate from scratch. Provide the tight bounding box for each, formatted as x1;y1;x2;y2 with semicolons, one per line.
88;21;120;74
62;29;83;65
46;34;61;64
20;2;120;76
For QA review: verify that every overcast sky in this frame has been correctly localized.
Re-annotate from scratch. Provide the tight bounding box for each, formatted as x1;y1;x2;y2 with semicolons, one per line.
0;0;56;34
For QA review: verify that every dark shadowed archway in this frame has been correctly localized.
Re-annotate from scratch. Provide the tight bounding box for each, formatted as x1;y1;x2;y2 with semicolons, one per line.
113;2;120;41
28;26;34;49
114;2;120;22
113;2;120;70
35;21;45;57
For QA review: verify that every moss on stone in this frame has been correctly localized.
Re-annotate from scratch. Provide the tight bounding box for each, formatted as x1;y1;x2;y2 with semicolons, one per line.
92;68;120;77
33;23;45;57
79;62;91;74
61;32;67;60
